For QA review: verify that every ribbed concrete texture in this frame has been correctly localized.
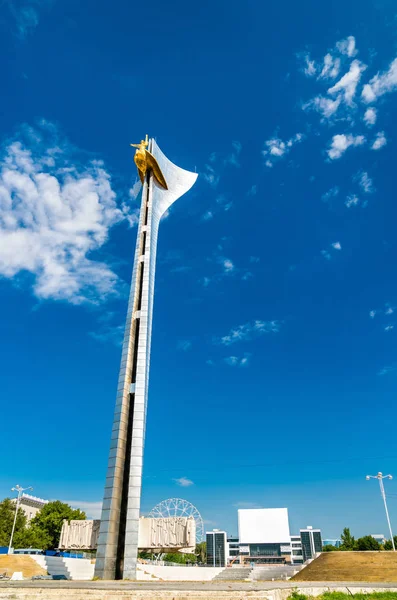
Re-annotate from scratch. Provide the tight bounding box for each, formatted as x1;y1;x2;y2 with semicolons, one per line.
94;139;197;580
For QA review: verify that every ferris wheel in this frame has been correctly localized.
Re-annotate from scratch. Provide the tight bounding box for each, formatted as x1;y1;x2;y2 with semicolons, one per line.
149;498;204;543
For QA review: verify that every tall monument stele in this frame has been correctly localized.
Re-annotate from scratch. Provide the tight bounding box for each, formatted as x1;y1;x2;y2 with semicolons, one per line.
94;137;197;580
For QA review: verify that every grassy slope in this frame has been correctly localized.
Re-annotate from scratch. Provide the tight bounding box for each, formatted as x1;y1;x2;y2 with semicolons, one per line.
0;555;47;578
292;552;397;582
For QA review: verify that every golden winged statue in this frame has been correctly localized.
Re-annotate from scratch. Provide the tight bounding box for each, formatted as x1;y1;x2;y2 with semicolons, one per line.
130;135;168;190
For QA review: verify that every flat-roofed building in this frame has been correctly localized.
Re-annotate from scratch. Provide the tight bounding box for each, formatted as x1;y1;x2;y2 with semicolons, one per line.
300;526;322;561
238;508;292;565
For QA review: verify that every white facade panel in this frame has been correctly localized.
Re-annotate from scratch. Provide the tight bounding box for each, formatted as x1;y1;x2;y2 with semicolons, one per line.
238;508;290;544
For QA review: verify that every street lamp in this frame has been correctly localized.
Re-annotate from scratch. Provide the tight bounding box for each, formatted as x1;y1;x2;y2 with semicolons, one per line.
366;472;395;551
8;484;33;554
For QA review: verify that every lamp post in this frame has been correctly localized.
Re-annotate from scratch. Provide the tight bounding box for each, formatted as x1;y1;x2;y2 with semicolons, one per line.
366;472;395;551
8;484;33;554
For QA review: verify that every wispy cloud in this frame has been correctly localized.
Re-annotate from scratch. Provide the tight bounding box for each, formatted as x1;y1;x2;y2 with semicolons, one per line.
202;163;220;188
233;501;262;509
322;242;342;259
328;60;366;105
177;340;192;351
327;134;365;159
0;121;125;305
362;57;397;103
4;0;52;39
322;186;340;203
173;477;194;487
378;366;396;376
355;171;374;194
64;500;103;519
372;131;387;150
336;35;358;58
224;141;242;168
345;194;360;208
201;210;213;221
220;320;281;346
262;133;304;167
224;353;251;367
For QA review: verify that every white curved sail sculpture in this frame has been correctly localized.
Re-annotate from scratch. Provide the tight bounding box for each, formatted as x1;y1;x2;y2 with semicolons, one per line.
95;138;197;580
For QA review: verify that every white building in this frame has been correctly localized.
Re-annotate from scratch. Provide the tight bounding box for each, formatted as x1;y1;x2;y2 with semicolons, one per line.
300;526;322;561
237;508;292;565
226;535;239;565
290;534;304;564
14;494;48;523
371;534;386;545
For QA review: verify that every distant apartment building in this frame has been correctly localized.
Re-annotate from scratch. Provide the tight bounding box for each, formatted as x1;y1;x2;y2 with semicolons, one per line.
371;534;386;545
206;530;227;567
14;494;48;523
323;538;342;548
300;526;322;561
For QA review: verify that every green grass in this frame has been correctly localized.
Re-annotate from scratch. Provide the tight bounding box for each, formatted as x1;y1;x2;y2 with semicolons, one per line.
288;592;397;600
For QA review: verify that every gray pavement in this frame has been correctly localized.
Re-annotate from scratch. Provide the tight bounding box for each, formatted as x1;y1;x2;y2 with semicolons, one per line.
1;580;397;591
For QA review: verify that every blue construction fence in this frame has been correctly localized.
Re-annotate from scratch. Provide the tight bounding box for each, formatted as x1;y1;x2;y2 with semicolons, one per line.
0;547;7;554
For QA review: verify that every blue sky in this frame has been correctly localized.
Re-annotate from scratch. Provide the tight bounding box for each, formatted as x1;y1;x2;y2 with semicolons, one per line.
1;0;397;540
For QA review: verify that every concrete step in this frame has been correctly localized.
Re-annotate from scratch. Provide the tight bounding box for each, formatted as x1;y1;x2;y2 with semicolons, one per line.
213;567;252;580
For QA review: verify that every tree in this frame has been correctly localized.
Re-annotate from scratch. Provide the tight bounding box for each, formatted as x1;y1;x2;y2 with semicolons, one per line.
384;536;397;550
340;527;355;551
322;544;339;552
30;501;86;550
0;498;26;548
355;535;381;551
195;541;206;563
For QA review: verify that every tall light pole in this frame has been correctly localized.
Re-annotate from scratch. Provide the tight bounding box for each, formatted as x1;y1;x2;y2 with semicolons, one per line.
8;484;32;554
366;472;395;551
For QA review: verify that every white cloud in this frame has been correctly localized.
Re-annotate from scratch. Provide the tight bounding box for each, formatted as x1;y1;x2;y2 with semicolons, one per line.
328;60;366;105
385;325;394;332
345;194;360;208
372;131;387;150
202;164;220;188
263;133;304;166
65;500;102;519
5;0;50;39
355;171;374;193
303;95;342;119
303;53;317;77
224;354;251;367
386;307;394;315
247;185;257;196
220;320;281;345
319;54;341;80
173;477;194;487
224;141;242;167
327;134;365;159
321;250;331;260
332;241;342;250
369;310;376;318
362;57;397;103
336;36;358;58
177;340;192;351
378;366;396;376
202;210;213;221
363;107;377;126
222;259;234;272
0;122;125;304
321;186;339;202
